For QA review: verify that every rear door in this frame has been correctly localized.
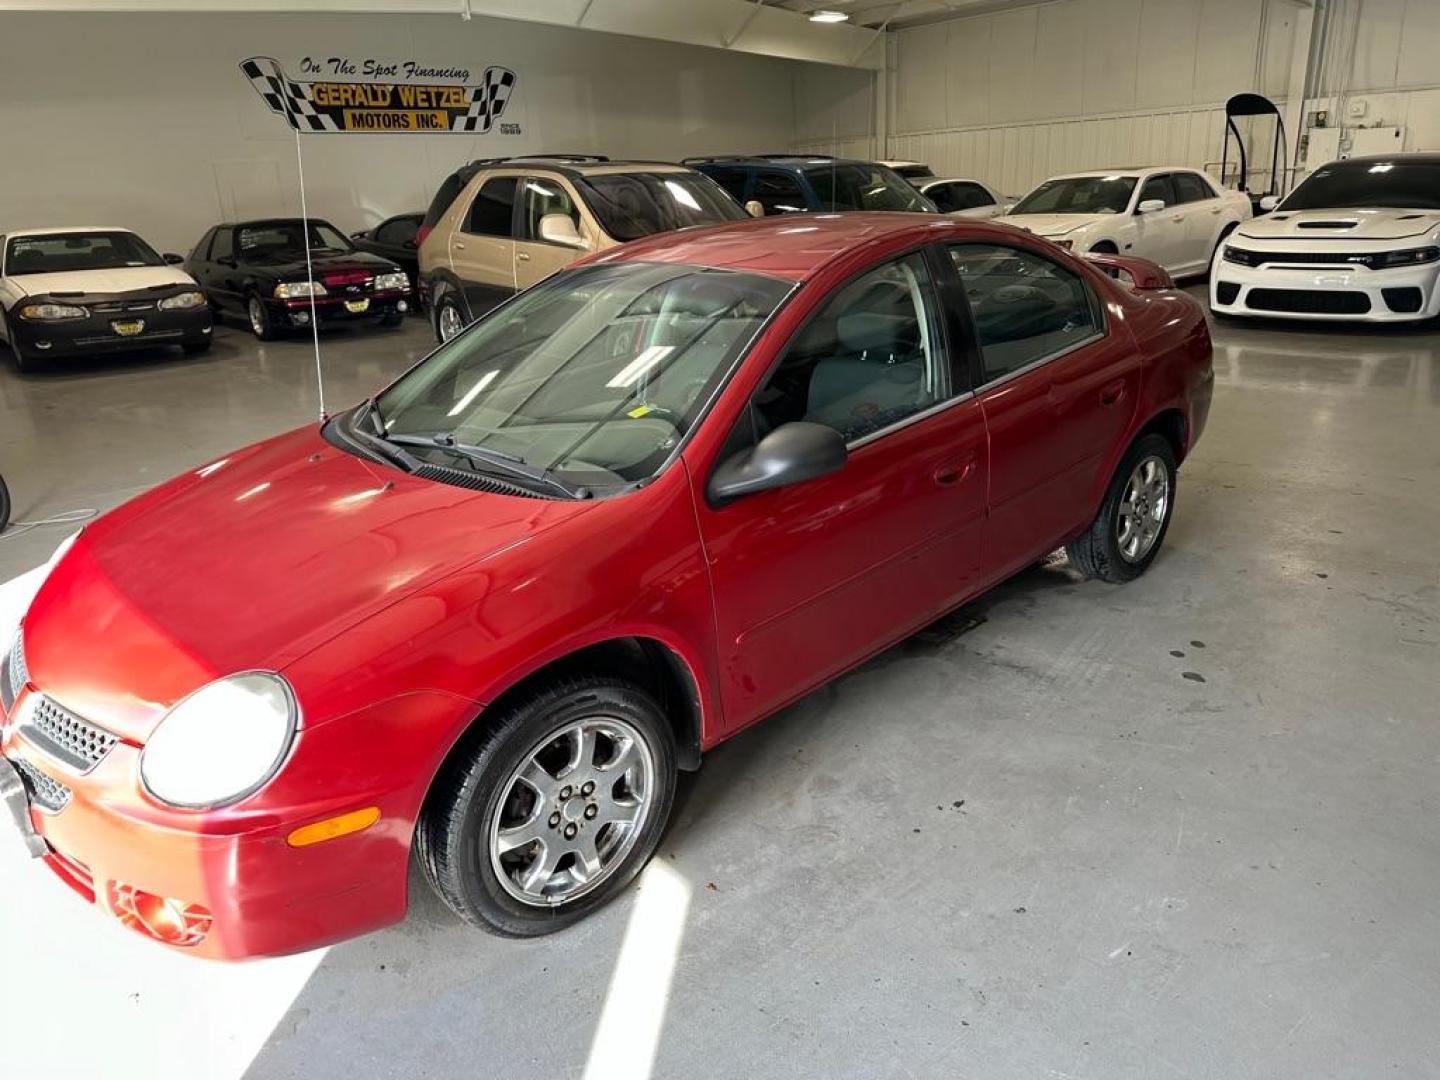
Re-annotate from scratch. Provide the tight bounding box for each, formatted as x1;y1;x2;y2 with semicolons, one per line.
944;242;1140;579
513;174;588;291
451;174;519;315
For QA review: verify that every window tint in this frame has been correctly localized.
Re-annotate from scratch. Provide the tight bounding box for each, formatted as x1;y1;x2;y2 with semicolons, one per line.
580;173;749;240
236;221;351;258
375;216;420;246
929;181;994;212
1279;161;1440;210
519;176;580;242
949;244;1100;382
5;231;165;274
424;168;471;230
745;252;951;444
191;227;215;262
707;168;750;202
211;227;234;261
806;164;935;212
465;176;518;237
1139;174;1177;207
752;171;808;215
1172;172;1214;204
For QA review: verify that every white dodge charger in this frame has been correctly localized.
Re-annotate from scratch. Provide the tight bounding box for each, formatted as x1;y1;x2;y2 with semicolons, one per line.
1211;154;1440;322
997;166;1252;278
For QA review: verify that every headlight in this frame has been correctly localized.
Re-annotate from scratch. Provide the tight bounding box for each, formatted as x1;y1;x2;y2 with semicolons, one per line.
1221;245;1258;266
19;303;87;320
373;271;409;292
140;672;298;809
274;281;326;300
158;291;206;310
1374;246;1440;268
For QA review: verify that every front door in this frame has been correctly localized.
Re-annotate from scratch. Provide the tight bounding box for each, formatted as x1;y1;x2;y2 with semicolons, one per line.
1133;173;1186;272
513;174;589;291
694;249;988;730
451;174;519;316
944;241;1139;579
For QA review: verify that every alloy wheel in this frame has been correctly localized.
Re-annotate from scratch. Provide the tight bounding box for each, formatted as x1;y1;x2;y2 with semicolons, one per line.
248;297;267;338
1116;454;1170;562
487;717;655;907
438;302;464;343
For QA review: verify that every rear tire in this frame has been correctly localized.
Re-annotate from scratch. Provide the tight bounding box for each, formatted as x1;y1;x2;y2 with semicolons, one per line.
1067;433;1177;583
418;675;678;937
433;289;468;344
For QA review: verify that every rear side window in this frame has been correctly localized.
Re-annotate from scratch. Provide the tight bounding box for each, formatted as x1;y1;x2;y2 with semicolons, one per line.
465;177;519;237
752;171;808;215
929;182;995;213
375;216;420;246
1173;172;1214;203
423;169;470;230
707;169;750;202
948;244;1101;383
519;176;580;242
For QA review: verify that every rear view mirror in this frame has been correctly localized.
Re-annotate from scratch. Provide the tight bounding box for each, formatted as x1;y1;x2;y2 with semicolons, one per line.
163;253;184;265
744;200;766;219
1259;194;1280;212
538;214;586;249
1136;198;1166;214
708;422;846;506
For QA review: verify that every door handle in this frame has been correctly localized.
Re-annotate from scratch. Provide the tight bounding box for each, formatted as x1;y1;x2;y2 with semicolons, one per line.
933;451;978;486
1099;379;1126;406
516;252;531;262
1210;207;1222;214
1170;215;1185;223
453;242;467;251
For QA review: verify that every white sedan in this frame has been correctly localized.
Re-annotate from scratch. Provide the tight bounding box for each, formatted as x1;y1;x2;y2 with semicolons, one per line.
1210;154;1440;322
913;176;1010;221
0;227;212;372
997;167;1252;278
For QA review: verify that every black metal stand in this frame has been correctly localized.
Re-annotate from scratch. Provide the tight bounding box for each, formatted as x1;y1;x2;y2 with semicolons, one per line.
0;472;10;534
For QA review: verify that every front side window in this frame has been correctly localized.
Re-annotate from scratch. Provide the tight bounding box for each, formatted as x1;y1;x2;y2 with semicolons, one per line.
745;252;951;445
579;173;748;241
374;262;791;488
211;228;234;262
235;221;351;260
949;244;1101;383
806;164;935;212
1279;161;1440;210
375;216;420;246
465;176;519;237
1012;176;1137;216
519;176;580;242
1138;175;1177;207
4;231;164;275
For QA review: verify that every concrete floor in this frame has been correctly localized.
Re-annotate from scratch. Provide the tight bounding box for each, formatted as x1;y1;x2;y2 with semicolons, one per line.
1;294;1437;1079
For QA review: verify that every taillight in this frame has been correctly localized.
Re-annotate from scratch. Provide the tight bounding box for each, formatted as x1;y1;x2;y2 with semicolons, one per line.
415;223;433;248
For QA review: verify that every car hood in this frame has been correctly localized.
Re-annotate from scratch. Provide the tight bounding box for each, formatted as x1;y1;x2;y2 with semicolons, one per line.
241;250;402;278
994;213;1104;237
21;425;592;741
6;265;196;298
1236;208;1440;243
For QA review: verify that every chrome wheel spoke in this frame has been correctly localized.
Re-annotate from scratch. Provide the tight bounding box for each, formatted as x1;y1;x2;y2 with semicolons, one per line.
516;756;560;801
496;818;544;855
600;735;641;779
518;840;560;894
605;797;642;828
560;724;598;779
572;834;603;882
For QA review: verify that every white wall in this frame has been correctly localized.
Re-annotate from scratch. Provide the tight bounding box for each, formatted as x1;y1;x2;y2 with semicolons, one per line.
886;0;1304;195
0;10;814;253
794;63;877;159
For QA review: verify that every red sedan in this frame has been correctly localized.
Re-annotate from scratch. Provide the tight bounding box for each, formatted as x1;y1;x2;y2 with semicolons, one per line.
0;214;1212;958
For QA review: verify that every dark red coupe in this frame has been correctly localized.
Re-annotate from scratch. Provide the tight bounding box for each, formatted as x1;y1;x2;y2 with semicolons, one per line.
0;213;1212;957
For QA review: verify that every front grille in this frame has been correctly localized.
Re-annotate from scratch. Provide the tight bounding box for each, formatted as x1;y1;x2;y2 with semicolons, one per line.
1229;249;1390;269
13;757;71;813
2;632;26;711
1383;287;1423;313
73;330;184;346
91;301;157;314
411;463;555;499
20;695;118;773
1247;288;1371;315
1215;281;1241;305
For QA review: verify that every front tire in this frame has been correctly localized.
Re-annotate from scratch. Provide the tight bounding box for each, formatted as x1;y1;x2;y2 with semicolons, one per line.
5;317;37;372
1067;433;1177;583
247;295;280;341
418;676;678;937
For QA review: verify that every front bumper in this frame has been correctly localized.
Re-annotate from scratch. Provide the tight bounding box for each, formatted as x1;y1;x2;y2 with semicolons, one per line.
11;305;212;355
0;679;438;959
1210;258;1440;322
272;291;408;329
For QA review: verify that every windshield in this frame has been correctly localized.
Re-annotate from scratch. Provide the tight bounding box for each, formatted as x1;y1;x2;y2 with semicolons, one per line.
1012;176;1138;215
1279;161;1440;211
805;164;936;212
5;231;163;275
373;262;792;488
580;173;748;242
236;221;353;260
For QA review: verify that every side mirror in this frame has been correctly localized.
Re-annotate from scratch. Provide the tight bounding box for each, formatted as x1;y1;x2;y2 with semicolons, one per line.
707;422;847;506
538;213;586;249
1136;198;1166;214
1085;253;1174;291
1259;194;1280;212
744;200;766;218
163;252;184;265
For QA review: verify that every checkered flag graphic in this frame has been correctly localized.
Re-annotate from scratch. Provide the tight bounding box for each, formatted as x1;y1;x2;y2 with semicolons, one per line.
240;57;340;133
454;66;516;133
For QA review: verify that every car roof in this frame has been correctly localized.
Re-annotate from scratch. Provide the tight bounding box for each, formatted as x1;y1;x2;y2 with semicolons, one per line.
587;212;968;282
456;157;694;180
217;217;339;228
919;176;988;186
5;226;137;238
1046;166;1195;180
684;155;879;170
1319;152;1440;166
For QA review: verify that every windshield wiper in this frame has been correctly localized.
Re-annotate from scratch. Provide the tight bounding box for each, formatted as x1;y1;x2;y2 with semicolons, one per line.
386;433;591;500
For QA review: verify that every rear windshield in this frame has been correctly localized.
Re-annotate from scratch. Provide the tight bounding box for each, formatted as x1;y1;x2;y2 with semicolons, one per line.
892;164;934;180
804;164;935;212
5;231;163;275
579;172;748;242
1012;176;1138;215
423;168;472;229
1280;161;1440;211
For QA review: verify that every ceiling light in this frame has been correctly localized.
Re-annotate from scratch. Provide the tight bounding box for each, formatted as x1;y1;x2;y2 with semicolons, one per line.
809;10;850;23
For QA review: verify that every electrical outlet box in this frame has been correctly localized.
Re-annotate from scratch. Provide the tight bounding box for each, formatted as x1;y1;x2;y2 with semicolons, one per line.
1307;126;1342;164
1347;99;1368;119
1350;126;1405;156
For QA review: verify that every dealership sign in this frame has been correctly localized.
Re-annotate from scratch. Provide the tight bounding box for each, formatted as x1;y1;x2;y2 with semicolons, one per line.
241;55;520;134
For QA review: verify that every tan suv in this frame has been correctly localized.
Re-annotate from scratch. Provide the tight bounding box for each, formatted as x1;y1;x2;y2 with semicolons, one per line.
418;154;750;342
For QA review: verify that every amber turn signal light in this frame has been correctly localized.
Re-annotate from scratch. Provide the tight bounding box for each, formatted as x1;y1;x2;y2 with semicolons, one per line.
287;806;381;848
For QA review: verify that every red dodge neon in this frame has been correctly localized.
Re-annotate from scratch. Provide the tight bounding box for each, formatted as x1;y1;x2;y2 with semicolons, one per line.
0;214;1212;958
